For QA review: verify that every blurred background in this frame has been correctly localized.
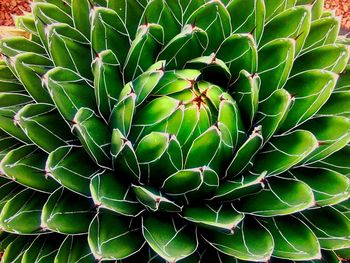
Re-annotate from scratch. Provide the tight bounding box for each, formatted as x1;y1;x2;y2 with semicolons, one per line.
0;0;349;31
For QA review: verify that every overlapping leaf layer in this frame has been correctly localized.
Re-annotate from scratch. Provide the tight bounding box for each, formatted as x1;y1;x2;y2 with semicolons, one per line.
0;0;349;262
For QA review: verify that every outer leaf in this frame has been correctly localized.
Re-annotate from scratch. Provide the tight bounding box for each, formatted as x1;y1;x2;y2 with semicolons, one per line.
55;235;95;263
237;177;314;216
46;145;100;197
142;214;198;262
264;0;296;21
72;0;91;38
318;91;350;118
263;216;321;260
88;210;145;260
41;188;95;234
203;217;274;262
252;130;318;175
1;236;33;263
316;145;350;176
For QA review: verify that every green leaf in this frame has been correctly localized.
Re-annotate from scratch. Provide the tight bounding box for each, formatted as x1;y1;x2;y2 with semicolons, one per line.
0;189;47;234
230;70;259;128
111;129;140;182
186;0;231;53
258;38;295;99
264;0;296;21
91;7;130;64
158;25;208;69
71;0;91;38
260;6;311;54
209;173;265;202
303;16;340;53
183;204;244;232
318;91;350;118
42;188;95;234
0;92;32;107
142;214;197;262
88;210;145;260
45;67;96;121
252;130;318;175
55;235;95;263
92;50;124;120
13;52;53;103
217;36;256;83
0;145;59;192
185;126;221;169
279;69;338;131
161;167;219;199
296;0;324;20
203;217;273;262
90;171;143;216
17;103;75;153
315;145;350;176
291;44;350;75
288;167;350;206
237;177;314;216
46;145;100;197
300;206;350;250
0;106;31;143
263;216;321;260
1;236;33;263
225;127;263;178
123;24;164;81
22;235;63;263
133;185;182;213
136;132;182;185
0;180;22;213
300;116;350;164
226;0;265;42
73;108;111;169
0;37;46;57
47;23;92;79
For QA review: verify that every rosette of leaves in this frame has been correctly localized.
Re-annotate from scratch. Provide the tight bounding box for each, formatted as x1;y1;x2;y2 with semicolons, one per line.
0;0;349;262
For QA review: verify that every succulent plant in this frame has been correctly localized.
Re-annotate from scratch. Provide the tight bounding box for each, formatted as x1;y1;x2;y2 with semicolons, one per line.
0;0;349;262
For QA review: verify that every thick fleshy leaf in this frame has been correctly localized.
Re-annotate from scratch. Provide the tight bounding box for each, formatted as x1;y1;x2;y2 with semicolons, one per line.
71;0;91;38
41;188;95;234
300;116;350;164
1;236;33;263
111;129;140;182
123;24;164;81
186;0;231;53
263;216;321;260
22;235;63;263
13;52;53;103
218;36;257;84
316;145;350;176
183;204;244;232
142;214;197;262
260;6;311;54
264;0;296;21
90;171;143;216
279;69;338;131
16;103;75;153
252;130;318;175
291;44;350;75
88;210;145;260
237;177;314;216
73;108;111;169
45;67;96;121
258;38;295;99
303;16;340;53
288;167;350;206
300;206;350;250
158;25;208;69
0;37;46;57
46;145;100;197
0;179;22;213
133;185;182;213
0;145;59;192
203;217;274;262
55;235;95;263
0;189;47;234
318;91;350;118
225;127;263;178
209;173;265;202
91;7;130;64
229;70;259;127
227;0;265;42
47;23;92;79
92;50;124;120
136;132;182;184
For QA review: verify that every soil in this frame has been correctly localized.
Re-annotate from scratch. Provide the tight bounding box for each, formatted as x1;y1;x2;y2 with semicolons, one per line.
0;1;349;29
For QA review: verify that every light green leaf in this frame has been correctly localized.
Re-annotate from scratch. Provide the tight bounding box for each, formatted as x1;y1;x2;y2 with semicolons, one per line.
72;0;91;38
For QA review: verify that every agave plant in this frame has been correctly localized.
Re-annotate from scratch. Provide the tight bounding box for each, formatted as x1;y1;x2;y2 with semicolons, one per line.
0;0;349;262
